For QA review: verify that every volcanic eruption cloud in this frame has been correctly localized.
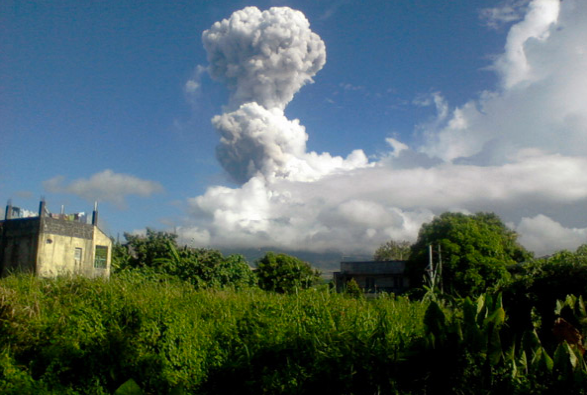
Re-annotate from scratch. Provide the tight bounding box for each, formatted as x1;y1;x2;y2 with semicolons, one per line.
202;7;367;184
184;1;587;257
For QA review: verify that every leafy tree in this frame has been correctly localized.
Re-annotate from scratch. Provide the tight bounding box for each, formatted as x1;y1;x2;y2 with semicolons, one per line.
504;244;587;343
169;246;257;289
116;229;256;289
408;212;531;297
216;253;257;289
256;252;321;293
111;239;131;271
122;228;179;271
374;240;412;261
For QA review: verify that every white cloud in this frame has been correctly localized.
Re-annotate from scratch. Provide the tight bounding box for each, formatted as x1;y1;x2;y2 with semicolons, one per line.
184;65;207;95
480;0;529;29
494;0;560;89
181;1;587;257
421;0;587;163
185;150;587;253
339;82;365;91
517;215;587;256
185;80;200;93
385;138;408;158
185;174;436;254
44;170;164;208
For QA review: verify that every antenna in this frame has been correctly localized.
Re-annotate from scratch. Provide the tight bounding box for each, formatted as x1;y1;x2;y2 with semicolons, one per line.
92;201;99;226
5;199;13;220
39;197;47;217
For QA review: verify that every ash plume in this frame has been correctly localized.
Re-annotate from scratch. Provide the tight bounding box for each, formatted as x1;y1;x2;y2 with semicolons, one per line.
202;6;366;184
203;6;326;110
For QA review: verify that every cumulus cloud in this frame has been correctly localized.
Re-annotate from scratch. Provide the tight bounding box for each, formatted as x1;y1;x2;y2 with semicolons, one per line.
185;150;587;253
44;170;164;208
494;0;560;89
186;175;435;254
517;215;587;256
421;0;587;164
181;1;587;257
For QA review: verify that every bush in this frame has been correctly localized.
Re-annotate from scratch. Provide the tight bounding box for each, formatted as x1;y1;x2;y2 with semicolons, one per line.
255;252;321;294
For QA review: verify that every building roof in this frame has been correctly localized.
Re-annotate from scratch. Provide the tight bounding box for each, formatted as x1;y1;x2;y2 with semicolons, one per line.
339;261;406;275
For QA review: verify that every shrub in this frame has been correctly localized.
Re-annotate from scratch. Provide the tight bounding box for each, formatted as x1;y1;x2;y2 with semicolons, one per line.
255;252;321;294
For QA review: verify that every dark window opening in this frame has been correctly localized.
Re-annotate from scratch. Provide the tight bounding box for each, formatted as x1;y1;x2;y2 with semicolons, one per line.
94;246;108;268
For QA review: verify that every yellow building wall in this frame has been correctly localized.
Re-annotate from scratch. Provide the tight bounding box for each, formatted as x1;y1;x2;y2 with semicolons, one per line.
36;226;112;278
36;233;94;277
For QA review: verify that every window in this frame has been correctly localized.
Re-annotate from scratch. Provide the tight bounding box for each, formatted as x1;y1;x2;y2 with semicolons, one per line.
74;248;83;266
94;245;108;268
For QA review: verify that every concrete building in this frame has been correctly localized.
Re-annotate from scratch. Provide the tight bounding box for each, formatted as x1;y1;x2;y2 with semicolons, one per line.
0;200;111;278
333;260;409;295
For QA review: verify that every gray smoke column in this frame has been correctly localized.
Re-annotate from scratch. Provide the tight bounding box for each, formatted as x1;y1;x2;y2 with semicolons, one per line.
202;7;356;184
203;6;326;110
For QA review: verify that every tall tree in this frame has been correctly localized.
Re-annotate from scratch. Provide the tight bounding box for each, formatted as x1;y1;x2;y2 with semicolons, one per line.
408;212;531;297
256;252;321;293
373;240;412;261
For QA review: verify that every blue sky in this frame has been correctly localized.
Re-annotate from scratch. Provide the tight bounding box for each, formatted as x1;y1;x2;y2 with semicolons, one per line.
3;0;587;259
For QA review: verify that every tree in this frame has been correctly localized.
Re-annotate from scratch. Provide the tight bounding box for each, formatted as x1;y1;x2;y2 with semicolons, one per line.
168;246;257;290
111;239;131;271
408;212;531;297
374;240;412;261
256;252;321;293
122;228;179;271
503;244;587;343
116;229;256;289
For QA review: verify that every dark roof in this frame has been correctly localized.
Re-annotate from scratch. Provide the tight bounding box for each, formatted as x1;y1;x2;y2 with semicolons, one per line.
340;260;406;275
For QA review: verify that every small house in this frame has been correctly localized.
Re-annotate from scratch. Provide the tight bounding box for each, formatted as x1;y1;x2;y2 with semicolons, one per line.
333;260;409;295
0;200;111;278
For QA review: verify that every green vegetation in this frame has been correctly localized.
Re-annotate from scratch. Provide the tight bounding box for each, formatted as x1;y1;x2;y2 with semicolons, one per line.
416;292;587;394
0;273;426;394
113;229;256;290
255;252;321;294
373;240;411;261
503;244;587;346
2;272;586;394
408;212;531;296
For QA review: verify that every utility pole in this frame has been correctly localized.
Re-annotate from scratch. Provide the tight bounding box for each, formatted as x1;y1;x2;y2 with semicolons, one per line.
428;244;435;291
437;244;443;293
427;244;443;294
